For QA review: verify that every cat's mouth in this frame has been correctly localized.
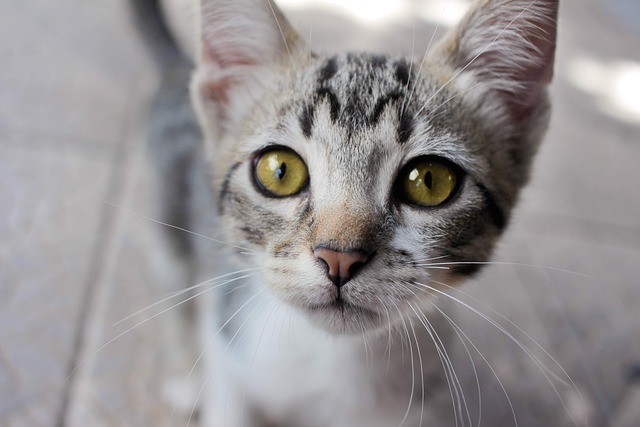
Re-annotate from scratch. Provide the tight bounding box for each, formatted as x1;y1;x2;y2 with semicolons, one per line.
306;298;381;334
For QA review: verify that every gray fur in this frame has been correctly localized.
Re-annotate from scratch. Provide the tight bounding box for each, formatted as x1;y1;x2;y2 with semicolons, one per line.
148;0;559;425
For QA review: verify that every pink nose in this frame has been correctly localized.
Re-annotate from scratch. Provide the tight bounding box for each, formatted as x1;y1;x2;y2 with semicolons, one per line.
313;247;371;287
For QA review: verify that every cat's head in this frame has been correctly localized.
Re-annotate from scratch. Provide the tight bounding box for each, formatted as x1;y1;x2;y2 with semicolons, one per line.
191;0;558;334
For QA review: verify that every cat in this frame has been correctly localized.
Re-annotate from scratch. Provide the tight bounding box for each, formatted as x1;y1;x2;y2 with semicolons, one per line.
144;0;562;425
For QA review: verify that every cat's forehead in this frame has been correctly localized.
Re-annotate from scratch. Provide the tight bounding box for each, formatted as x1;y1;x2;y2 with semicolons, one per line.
259;52;476;167
307;53;414;99
293;53;420;137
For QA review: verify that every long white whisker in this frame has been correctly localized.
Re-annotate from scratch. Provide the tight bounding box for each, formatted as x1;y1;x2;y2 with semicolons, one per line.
400;0;417;116
394;283;461;427
408;305;426;427
66;275;254;384
187;288;266;426
416;279;582;425
103;200;256;253
114;268;261;326
429;299;518;427
433;302;484;427
249;297;279;371
431;277;581;388
170;268;263;296
422;81;484;122
416;0;538;117
410;300;470;427
417;279;563;382
402;0;447;115
393;301;415;427
361;323;371;367
414;260;593;279
374;294;394;373
434;277;588;420
266;0;293;62
188;288;266;380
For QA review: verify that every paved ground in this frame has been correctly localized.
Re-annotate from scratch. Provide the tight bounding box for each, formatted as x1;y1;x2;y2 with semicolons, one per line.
1;0;639;426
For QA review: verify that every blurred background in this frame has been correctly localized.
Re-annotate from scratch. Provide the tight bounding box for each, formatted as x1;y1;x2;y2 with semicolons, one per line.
1;0;639;425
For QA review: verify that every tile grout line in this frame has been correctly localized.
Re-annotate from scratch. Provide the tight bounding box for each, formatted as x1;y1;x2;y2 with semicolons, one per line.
55;74;156;427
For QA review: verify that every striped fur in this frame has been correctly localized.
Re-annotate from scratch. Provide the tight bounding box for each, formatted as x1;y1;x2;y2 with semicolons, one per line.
185;0;559;425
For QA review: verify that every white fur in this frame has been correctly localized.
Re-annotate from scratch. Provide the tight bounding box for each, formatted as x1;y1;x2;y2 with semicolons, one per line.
178;1;560;425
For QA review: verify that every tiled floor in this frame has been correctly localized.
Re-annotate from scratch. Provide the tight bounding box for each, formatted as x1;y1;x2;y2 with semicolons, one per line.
1;0;639;426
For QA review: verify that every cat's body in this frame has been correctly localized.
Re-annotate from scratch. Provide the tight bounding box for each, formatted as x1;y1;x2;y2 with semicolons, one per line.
146;0;560;425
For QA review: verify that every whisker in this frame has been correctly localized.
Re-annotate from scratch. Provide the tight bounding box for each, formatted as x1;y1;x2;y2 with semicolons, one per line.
402;0;448;116
428;299;521;427
415;279;583;425
393;301;415;427
403;254;450;264
374;294;394;373
422;82;485;122
114;268;261;326
414;260;593;279
410;300;470;427
266;0;294;62
416;279;566;383
400;0;417;116
433;302;485;427
167;268;262;296
103;200;256;253
433;278;588;419
66;275;247;384
361;323;371;367
187;288;266;426
249;297;280;371
416;0;539;117
408;305;426;427
188;288;266;379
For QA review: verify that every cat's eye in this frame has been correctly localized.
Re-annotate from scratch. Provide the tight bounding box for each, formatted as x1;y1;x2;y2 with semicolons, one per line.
253;148;309;197
397;157;459;207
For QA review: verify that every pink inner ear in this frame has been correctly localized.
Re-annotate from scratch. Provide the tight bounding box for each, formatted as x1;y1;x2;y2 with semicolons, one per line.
202;42;258;69
200;45;257;108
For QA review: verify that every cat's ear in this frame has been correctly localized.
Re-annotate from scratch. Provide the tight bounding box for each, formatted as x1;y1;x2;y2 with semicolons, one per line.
192;0;304;137
433;0;558;125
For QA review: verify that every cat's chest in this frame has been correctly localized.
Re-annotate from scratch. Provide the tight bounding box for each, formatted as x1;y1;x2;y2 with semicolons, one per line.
219;288;443;426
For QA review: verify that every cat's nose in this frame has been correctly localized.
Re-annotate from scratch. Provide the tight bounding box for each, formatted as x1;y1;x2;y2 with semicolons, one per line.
313;247;371;288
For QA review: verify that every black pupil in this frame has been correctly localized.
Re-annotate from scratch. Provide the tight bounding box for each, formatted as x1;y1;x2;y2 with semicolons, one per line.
276;162;287;180
424;170;433;190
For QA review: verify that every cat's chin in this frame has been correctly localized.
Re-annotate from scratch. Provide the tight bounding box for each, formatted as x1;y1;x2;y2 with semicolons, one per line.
303;299;384;335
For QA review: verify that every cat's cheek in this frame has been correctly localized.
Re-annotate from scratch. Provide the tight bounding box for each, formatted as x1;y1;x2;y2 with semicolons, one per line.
388;226;428;261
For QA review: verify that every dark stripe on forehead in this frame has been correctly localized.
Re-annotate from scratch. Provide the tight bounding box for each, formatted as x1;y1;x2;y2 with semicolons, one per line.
371;92;403;124
370;54;387;69
315;87;341;122
299;103;315;138
395;59;411;85
318;56;338;84
397;112;414;143
219;161;242;214
371;91;415;144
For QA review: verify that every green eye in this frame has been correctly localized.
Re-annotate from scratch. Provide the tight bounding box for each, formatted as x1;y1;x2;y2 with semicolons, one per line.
399;158;459;207
254;149;309;197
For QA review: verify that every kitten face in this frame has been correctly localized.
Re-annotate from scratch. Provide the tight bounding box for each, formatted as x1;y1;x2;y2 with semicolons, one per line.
192;0;557;334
